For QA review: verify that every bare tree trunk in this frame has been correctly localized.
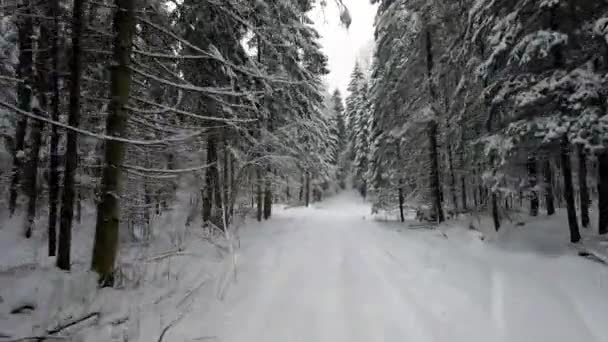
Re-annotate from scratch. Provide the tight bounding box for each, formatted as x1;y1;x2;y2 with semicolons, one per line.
577;145;590;228
305;171;310;207
398;182;405;223
9;1;33;217
298;173;304;202
144;182;152;230
256;167;262;221
460;172;467;212
599;151;608;235
489;155;500;231
491;191;500;231
223;137;230;225
543;158;555;216
57;0;84;270
47;0;61;256
25;3;51;238
477;166;484;209
202;136;218;223
527;155;539;216
91;0;136;286
229;151;235;217
263;173;272;220
560;138;580;243
428;121;444;223
447;144;458;211
473;186;478;208
424;27;444;223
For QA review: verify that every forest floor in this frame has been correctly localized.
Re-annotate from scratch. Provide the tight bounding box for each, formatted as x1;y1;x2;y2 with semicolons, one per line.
2;191;608;341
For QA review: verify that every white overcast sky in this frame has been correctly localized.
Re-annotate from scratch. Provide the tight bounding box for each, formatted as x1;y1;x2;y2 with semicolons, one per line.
311;1;378;95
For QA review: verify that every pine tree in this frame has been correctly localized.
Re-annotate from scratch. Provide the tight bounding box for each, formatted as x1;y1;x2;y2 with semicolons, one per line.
9;0;33;218
57;0;84;271
91;0;137;286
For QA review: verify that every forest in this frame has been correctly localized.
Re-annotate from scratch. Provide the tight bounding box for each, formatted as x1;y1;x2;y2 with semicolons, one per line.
1;0;608;341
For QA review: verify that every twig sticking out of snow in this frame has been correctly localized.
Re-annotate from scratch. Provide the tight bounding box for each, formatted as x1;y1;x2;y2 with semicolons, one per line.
46;312;100;335
0;312;99;342
0;336;69;341
157;317;182;342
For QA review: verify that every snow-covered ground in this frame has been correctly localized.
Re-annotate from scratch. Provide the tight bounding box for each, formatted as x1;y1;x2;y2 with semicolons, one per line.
175;192;608;342
2;191;608;341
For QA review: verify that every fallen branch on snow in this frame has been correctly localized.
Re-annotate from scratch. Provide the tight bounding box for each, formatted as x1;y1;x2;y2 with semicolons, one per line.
46;312;100;335
0;336;69;341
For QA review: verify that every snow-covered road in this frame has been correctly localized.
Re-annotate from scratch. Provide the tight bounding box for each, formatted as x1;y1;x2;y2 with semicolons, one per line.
174;192;608;342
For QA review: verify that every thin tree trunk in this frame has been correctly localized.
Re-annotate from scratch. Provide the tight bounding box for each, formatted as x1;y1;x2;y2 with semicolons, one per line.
543;158;555;216
527;155;539;216
299;173;304;202
25;4;51;238
256;167;262;221
23;114;44;238
305;171;310;207
561;137;581;243
447;144;458;211
398;183;405;223
223;137;230;225
91;0;136;286
57;0;84;270
202;136;217;223
460;176;467;212
519;189;523;208
263;172;272;220
428;121;444;223
229;151;235;217
9;1;33;216
599;151;608;235
491;191;500;231
577;145;590;228
47;0;61;256
490;155;500;231
473;186;478;208
477;166;484;209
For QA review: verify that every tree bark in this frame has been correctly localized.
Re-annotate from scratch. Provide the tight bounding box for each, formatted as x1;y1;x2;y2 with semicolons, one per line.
223;137;230;225
428;121;444;223
598;151;608;235
47;0;61;256
25;2;51;238
9;1;33;216
398;183;405;223
560;138;581;243
203;135;220;225
527;155;539;216
577;145;590;228
91;0;136;286
491;191;500;231
460;176;467;211
57;0;84;270
299;173;304;203
256;167;262;221
447;144;458;211
229;151;235;217
543;158;555;216
305;171;311;207
263;172;272;220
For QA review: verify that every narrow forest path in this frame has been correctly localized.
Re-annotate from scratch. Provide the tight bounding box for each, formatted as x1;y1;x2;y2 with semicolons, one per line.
172;192;608;342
